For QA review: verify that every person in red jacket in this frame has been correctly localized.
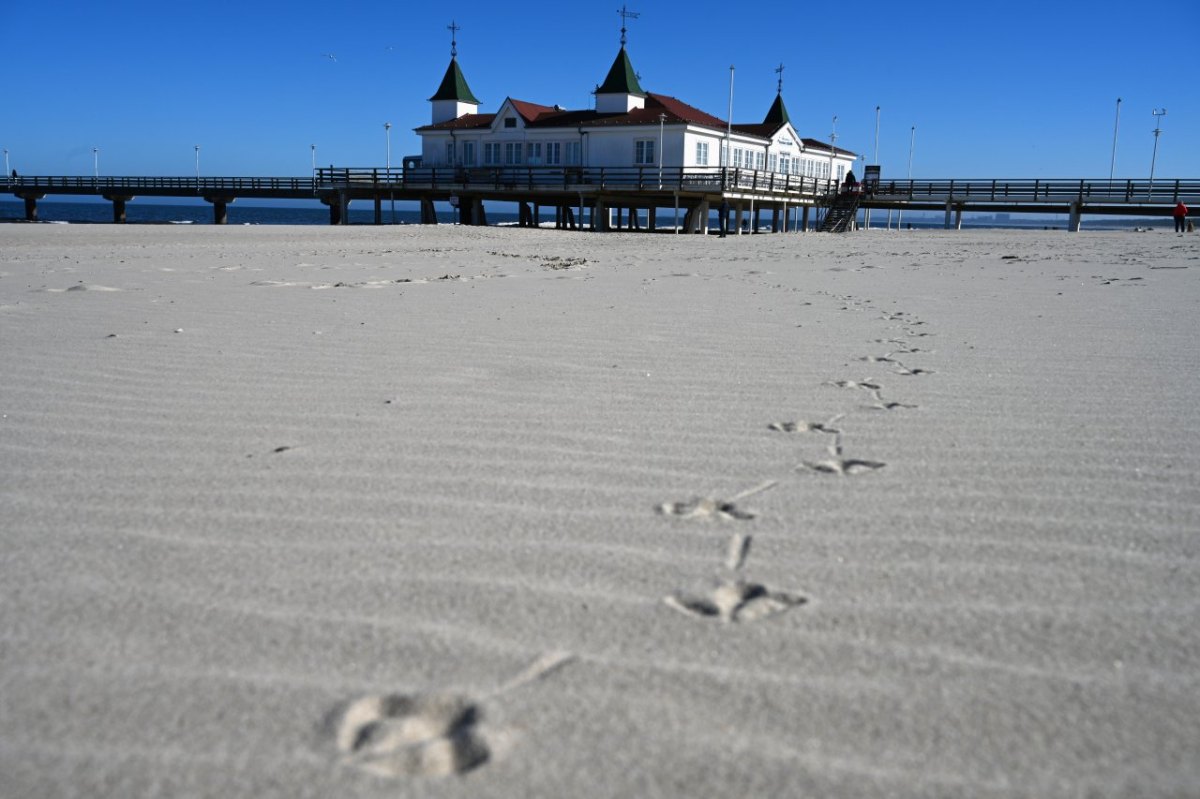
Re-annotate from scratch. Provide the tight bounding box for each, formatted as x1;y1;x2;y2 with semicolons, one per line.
1174;201;1189;233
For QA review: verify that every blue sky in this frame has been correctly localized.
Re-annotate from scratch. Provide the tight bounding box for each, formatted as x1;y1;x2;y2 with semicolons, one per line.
4;0;1196;180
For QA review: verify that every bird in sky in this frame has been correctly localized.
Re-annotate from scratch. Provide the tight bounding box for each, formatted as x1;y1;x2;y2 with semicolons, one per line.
321;53;337;62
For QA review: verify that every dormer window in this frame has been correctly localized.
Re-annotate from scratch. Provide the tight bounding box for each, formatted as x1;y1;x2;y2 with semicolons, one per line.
504;117;516;128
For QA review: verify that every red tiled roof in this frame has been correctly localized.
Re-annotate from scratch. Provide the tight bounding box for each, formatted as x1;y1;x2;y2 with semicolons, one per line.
572;93;729;130
800;138;856;157
508;98;559;123
414;113;495;132
732;123;779;139
415;91;858;157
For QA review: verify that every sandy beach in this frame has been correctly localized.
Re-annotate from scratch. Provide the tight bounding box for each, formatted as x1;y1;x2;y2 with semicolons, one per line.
1;223;1198;798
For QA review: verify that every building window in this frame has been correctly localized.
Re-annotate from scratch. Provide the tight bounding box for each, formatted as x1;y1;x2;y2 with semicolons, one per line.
779;155;790;174
484;143;501;165
565;141;581;166
504;142;522;165
836;164;845;182
768;153;778;172
526;142;542;164
545;142;561;165
446;142;456;165
635;139;655;165
695;141;709;166
755;151;765;170
504;117;516;128
461;141;475;167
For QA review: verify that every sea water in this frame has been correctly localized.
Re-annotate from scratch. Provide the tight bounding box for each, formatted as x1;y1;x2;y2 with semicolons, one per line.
0;198;1171;230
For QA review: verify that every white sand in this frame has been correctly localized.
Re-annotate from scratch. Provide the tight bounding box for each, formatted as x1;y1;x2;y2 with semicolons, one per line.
1;223;1198;798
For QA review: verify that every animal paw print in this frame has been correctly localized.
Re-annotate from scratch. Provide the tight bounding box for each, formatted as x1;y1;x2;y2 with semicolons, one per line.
664;533;807;623
330;693;489;778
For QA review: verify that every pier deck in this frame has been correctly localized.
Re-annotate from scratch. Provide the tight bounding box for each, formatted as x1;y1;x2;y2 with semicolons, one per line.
6;171;1197;230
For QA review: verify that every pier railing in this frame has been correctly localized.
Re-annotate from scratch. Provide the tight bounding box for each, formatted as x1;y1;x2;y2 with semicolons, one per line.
315;166;839;198
4;175;316;194
7;172;1196;209
868;178;1199;205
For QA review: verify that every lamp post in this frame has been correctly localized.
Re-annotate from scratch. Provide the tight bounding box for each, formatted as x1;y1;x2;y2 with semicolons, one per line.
866;105;879;229
311;143;317;173
1108;98;1121;192
194;145;200;182
898;125;914;229
93;147;99;180
658;112;665;189
3;149;8;184
829;115;838;192
1149;108;1166;199
725;64;734;170
385;122;394;224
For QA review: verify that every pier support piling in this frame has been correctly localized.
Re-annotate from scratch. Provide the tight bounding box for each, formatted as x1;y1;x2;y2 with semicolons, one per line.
1068;202;1082;232
104;195;133;224
21;194;43;222
802;206;810;232
205;197;233;225
420;198;437;225
595;200;610;232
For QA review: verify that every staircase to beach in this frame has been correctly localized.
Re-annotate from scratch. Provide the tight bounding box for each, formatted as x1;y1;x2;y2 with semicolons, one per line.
819;191;862;233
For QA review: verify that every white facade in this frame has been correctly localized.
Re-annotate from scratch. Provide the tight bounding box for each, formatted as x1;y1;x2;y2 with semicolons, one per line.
415;50;857;182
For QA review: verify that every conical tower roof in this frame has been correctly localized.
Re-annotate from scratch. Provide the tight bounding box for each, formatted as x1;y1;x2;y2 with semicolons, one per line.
597;47;645;96
763;93;790;127
429;57;480;104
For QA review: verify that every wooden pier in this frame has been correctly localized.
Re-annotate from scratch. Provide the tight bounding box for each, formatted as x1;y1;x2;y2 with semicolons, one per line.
5;170;1197;232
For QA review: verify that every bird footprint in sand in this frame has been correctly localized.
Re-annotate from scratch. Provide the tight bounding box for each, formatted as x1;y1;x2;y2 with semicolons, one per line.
827;378;881;391
892;365;934;376
331;693;489;778
328;652;573;779
863;389;917;412
767;414;843;434
658;481;776;521
798;435;885;476
798;458;886;476
665;533;806;623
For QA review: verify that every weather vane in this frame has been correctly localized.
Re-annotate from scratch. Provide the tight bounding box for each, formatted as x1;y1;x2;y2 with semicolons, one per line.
448;20;461;58
775;63;785;94
617;5;639;47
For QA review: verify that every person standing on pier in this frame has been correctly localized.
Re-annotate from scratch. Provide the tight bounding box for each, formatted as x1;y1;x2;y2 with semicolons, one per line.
1173;201;1188;233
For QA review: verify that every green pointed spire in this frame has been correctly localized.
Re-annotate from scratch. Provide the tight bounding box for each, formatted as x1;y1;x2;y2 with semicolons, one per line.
429;58;480;104
597;48;645;96
763;93;790;127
